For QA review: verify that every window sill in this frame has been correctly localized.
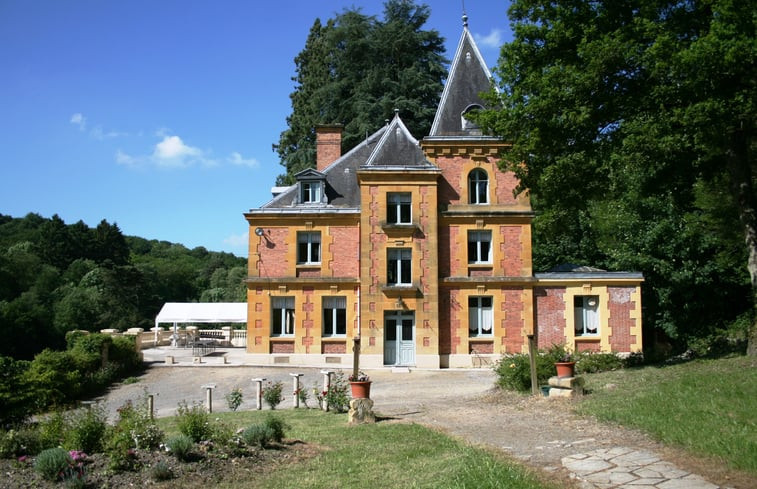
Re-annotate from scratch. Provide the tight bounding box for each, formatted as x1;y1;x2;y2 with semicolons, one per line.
296;264;321;269
381;284;420;296
270;336;295;340
321;336;347;341
381;222;420;235
468;336;493;341
468;263;493;268
575;336;601;341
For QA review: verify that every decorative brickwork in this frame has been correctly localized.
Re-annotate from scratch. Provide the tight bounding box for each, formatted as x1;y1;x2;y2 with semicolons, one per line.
499;226;523;276
271;342;294;354
322;342;346;354
329;226;360;277
501;287;525;353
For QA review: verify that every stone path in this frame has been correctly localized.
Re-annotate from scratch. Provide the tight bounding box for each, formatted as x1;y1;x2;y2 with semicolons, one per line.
563;447;721;489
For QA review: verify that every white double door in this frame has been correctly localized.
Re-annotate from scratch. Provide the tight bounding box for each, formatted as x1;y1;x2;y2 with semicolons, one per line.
384;311;415;366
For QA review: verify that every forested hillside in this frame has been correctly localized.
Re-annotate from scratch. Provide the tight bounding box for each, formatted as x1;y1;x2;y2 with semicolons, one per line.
0;213;246;360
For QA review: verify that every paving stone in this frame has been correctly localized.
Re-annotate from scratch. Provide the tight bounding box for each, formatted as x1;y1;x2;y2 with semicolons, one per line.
562;456;614;474
611;450;661;466
658;476;719;489
626;477;666;485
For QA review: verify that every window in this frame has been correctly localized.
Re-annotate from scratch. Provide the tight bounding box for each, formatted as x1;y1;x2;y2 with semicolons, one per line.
468;230;492;264
468;169;488;204
272;297;294;336
297;231;321;264
301;181;322;203
468;296;493;337
387;248;412;285
323;296;346;337
387;192;412;224
574;296;599;336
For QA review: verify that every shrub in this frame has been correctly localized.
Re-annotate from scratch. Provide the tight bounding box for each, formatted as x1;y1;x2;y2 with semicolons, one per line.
64;405;107;453
262;381;283;410
323;372;349;413
493;344;568;392
108;397;164;451
263;414;289;443
24;350;84;409
150;460;173;481
575;352;624;374
34;447;72;481
38;411;67;449
225;387;243;411
0;426;42;458
240;424;274;448
166;434;194;462
176;401;212;442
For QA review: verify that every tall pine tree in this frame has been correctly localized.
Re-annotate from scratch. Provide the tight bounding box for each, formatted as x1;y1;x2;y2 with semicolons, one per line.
274;0;447;184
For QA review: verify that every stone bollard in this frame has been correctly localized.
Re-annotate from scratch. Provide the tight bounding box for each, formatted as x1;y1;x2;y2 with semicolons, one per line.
252;378;265;410
147;394;155;419
202;384;217;413
348;398;376;425
320;370;334;412
290;373;304;408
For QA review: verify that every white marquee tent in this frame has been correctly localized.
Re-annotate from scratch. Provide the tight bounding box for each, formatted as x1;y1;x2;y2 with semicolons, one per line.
154;302;247;346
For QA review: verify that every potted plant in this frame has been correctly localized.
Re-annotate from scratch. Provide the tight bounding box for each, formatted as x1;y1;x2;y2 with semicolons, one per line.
554;351;576;378
348;371;371;399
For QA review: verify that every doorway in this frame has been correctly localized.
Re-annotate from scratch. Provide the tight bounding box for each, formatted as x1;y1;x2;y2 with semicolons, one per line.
384;311;415;366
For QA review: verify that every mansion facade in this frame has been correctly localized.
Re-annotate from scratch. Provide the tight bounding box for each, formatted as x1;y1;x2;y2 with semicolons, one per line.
244;21;643;368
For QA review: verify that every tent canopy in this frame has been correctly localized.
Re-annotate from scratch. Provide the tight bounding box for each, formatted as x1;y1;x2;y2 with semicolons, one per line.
155;302;247;327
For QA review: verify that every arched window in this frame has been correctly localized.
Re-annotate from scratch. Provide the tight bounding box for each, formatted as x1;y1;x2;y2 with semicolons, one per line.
468;169;488;204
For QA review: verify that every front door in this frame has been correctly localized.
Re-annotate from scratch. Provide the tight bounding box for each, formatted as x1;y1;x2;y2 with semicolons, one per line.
384;311;415;366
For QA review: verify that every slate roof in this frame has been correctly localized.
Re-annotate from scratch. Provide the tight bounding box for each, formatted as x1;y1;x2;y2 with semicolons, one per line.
535;264;644;281
254;126;387;212
360;112;437;170
428;16;496;138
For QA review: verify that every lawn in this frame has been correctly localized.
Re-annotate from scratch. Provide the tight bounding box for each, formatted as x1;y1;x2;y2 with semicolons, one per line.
576;355;757;474
159;409;560;489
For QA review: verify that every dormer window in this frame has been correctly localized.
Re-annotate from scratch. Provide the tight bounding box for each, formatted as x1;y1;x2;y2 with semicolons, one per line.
294;168;327;205
301;181;322;203
461;104;483;133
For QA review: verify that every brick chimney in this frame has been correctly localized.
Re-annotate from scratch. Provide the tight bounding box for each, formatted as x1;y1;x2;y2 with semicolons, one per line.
315;124;343;171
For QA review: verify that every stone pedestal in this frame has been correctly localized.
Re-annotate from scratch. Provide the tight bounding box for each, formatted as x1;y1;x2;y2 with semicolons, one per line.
547;376;584;398
348;398;376;425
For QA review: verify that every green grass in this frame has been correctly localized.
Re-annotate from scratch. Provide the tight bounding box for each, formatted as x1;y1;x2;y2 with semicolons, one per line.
576;355;757;473
158;409;557;489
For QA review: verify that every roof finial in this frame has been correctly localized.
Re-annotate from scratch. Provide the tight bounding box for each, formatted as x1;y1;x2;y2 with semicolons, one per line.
462;0;468;27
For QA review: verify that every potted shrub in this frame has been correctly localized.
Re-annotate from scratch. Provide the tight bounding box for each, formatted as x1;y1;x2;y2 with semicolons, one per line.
554;351;576;378
348;371;371;399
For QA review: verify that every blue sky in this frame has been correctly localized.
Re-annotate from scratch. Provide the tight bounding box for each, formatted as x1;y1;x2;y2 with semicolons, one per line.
0;1;512;257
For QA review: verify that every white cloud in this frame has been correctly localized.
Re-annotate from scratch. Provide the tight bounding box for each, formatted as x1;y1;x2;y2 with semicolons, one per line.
475;28;503;49
70;113;86;130
228;151;259;168
116;133;217;168
224;231;249;248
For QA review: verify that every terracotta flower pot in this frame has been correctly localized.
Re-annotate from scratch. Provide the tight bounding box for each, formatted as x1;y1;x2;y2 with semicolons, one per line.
555;361;576;378
349;381;372;399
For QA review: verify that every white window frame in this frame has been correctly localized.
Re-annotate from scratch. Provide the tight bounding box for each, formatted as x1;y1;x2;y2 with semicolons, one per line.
574;295;599;336
322;296;347;337
387;192;412;225
467;230;492;264
387;248;412;285
468;169;488;204
300;181;322;203
272;296;295;337
297;231;321;265
468;296;493;337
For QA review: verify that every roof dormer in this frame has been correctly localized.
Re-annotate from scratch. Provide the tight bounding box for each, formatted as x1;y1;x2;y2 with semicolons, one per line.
294;168;327;205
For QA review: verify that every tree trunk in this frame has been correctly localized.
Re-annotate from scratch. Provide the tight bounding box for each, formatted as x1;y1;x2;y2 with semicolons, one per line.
727;129;757;356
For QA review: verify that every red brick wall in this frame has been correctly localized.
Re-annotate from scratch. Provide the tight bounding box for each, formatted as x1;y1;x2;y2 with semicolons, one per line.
608;287;636;352
501;287;525;353
470;342;493;354
493;169;520;205
535;287;567;349
257;228;289;278
576;341;601;353
329;226;359;277
439;289;452;354
436;157;463;204
499;226;523;276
